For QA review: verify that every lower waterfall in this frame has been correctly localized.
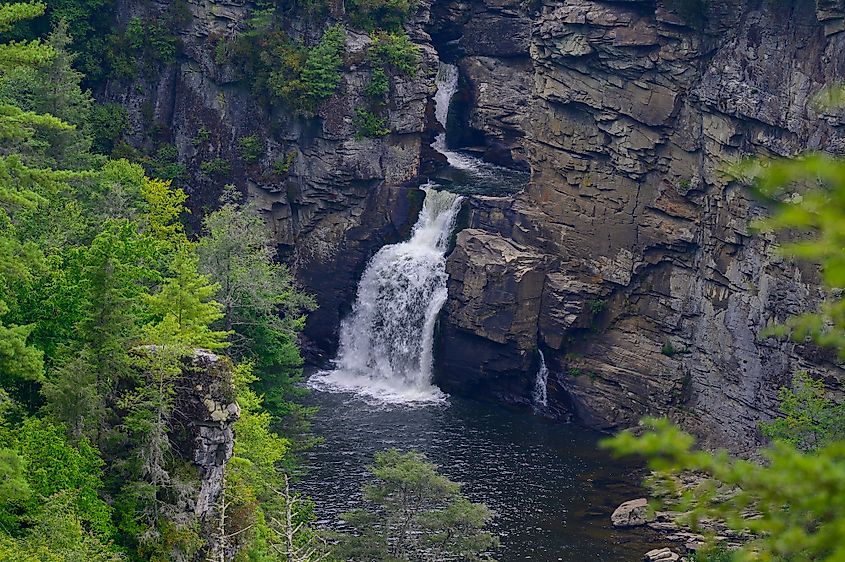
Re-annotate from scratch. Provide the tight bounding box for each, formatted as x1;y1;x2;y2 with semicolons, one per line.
309;186;463;403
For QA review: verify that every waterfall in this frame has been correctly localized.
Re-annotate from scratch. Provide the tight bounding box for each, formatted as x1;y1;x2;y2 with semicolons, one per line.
431;63;485;172
430;62;526;192
533;351;549;409
432;63;457;156
309;186;463;403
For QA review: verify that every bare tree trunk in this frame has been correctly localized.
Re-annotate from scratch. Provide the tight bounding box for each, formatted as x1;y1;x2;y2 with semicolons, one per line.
207;470;227;562
269;474;327;562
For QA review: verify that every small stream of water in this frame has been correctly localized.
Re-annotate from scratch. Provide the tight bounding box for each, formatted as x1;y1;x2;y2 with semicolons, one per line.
427;62;529;196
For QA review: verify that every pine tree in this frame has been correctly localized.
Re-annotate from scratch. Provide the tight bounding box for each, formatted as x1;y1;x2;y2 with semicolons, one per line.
146;245;229;350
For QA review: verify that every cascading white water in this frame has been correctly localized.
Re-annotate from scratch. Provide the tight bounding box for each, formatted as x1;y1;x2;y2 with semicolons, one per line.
431;63;488;172
309;186;463;403
533;351;549;409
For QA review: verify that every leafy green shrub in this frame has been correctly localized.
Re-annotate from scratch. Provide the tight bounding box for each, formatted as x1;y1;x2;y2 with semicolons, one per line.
661;341;677;357
760;371;845;452
368;31;419;77
365;66;389;100
127;17;179;64
192;127;210;146
348;0;417;31
36;0;118;84
200;157;232;177
227;23;345;114
273;151;297;175
588;299;606;315
145;144;186;181
354;108;390;138
689;546;735;562
107;16;181;80
238;134;263;163
297;24;347;108
333;450;497;560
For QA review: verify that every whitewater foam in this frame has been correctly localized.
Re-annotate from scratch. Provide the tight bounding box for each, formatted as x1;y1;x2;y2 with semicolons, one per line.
533;351;549;410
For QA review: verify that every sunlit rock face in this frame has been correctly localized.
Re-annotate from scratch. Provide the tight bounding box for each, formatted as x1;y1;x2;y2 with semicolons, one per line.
432;0;845;453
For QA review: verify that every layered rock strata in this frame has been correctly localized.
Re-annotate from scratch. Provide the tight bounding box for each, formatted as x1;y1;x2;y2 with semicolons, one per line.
434;0;845;452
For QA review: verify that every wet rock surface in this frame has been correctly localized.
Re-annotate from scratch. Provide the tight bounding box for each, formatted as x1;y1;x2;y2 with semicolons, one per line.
105;0;439;355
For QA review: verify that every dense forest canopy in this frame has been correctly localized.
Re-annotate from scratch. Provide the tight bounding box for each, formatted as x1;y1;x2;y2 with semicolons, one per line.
0;2;320;559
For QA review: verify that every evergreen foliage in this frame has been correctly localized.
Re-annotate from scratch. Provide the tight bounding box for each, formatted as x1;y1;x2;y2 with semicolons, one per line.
347;0;417;31
334;449;498;561
354;108;390;138
0;5;318;559
225;22;346;115
368;31;419;77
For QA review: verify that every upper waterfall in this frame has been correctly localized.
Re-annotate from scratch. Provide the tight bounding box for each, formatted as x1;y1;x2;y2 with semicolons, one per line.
431;62;480;171
309;186;463;403
428;62;529;194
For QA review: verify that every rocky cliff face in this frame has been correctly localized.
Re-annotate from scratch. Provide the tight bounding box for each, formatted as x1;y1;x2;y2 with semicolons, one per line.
138;348;239;560
104;0;439;355
433;0;845;452
106;0;845;453
172;351;239;522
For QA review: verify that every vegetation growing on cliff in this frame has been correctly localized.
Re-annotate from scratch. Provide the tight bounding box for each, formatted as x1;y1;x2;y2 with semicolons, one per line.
348;0;417;31
219;18;347;115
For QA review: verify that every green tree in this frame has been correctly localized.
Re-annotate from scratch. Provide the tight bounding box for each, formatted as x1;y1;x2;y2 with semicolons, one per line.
0;301;43;382
739;154;845;355
761;371;845;452
0;492;125;562
196;192;315;443
0;19;93;127
196;192;313;357
348;0;416;31
335;449;498;561
145;246;229;349
15;417;114;538
0;3;54;73
605;419;845;562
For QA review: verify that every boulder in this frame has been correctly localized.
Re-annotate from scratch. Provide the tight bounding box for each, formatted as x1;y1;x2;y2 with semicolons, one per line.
644;547;681;562
611;498;651;527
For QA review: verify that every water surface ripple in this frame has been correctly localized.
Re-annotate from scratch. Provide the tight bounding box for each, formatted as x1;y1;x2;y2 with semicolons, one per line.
298;388;660;562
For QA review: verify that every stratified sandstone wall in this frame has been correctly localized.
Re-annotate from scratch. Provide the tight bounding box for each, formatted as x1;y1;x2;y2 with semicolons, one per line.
436;0;845;452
